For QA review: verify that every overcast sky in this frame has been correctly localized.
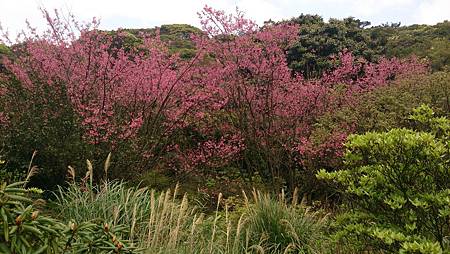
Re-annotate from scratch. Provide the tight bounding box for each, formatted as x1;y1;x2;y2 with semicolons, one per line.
1;0;449;37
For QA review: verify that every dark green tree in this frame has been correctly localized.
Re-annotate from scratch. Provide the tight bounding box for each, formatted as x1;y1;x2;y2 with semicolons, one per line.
284;15;379;78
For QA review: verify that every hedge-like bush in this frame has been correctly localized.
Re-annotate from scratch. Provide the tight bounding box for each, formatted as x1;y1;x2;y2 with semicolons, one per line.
317;105;450;253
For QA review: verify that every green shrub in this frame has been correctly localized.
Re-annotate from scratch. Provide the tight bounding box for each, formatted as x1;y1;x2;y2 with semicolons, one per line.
317;105;450;253
0;77;95;190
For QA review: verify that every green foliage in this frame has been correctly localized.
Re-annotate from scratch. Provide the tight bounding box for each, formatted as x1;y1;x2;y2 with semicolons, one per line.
138;170;172;190
372;21;450;71
246;190;330;253
0;156;331;253
0;44;11;56
284;17;449;77
53;181;151;240
317;71;449;136
317;105;450;252
159;24;201;59
0;43;12;72
0;181;134;253
0;76;96;189
111;24;201;59
0;43;11;72
0;155;23;183
284;15;378;78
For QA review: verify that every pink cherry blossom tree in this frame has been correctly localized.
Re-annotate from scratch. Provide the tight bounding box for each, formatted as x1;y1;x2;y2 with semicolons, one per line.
0;6;428;189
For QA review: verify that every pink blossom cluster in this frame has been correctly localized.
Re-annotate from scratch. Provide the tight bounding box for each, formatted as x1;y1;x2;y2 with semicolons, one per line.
1;6;428;174
184;134;245;169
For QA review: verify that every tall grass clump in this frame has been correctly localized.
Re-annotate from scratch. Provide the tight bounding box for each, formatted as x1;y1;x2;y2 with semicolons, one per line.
53;180;203;249
245;189;330;253
144;189;332;254
50;159;331;253
0;158;136;253
52;158;201;250
53;178;331;253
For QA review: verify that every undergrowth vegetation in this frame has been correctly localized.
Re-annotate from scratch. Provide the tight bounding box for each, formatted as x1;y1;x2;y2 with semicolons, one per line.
1;176;332;253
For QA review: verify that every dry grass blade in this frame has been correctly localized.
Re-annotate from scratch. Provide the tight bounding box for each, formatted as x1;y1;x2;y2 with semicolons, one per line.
51;179;331;253
209;192;222;253
248;244;266;254
24;150;38;187
27;150;37;173
86;159;93;187
283;243;297;254
104;152;111;180
234;213;246;251
242;190;249;208
300;193;308;209
67;166;76;183
24;165;39;187
292;187;298;207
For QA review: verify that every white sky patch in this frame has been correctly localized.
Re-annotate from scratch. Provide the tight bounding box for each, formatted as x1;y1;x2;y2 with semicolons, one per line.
0;0;448;39
352;0;414;16
416;0;450;24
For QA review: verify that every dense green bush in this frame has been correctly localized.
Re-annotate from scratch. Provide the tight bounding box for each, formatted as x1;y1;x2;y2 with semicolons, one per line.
284;17;450;76
317;105;450;253
283;15;381;78
0;77;96;189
